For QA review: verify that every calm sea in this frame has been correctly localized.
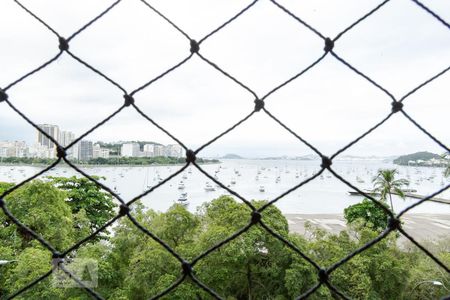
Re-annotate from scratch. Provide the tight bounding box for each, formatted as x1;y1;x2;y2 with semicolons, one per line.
1;159;449;214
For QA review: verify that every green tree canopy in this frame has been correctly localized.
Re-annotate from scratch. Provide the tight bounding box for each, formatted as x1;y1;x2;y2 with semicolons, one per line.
1;180;74;250
47;176;116;237
344;198;389;232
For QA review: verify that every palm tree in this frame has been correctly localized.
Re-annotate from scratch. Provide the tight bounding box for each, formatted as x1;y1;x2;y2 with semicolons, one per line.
372;169;409;212
442;153;450;178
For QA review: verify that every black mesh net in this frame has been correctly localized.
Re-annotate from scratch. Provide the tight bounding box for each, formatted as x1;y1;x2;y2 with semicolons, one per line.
0;0;449;299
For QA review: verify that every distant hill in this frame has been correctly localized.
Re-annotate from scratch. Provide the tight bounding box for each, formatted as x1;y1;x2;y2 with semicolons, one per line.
393;151;444;166
221;153;244;159
294;154;320;160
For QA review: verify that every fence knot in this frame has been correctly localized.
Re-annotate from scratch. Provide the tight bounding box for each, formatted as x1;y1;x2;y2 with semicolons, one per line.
387;217;401;231
56;146;66;159
391;101;403;113
51;252;64;269
58;37;69;51
254;99;265;112
186;149;196;163
190;39;200;53
119;204;130;216
318;268;329;283
324;38;334;52
251;211;262;224
181;260;192;275
320;156;332;169
0;88;8;102
123;94;134;107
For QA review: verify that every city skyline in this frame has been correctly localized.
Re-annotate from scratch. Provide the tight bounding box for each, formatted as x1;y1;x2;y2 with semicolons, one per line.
0;122;184;160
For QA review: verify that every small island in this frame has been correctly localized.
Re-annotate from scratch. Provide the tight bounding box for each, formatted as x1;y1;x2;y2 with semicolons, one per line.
221;153;244;159
393;151;448;167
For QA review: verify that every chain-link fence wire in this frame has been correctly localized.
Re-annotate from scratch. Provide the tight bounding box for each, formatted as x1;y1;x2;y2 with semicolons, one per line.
0;0;449;298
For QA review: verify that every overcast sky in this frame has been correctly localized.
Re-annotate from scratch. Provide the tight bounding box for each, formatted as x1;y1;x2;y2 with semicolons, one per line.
0;0;449;157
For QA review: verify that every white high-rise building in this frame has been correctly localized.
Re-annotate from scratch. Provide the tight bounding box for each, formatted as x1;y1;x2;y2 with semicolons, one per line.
59;131;75;147
93;144;110;159
121;143;140;157
166;144;183;158
37;124;59;149
0;141;15;157
0;141;27;157
153;145;165;157
29;143;53;158
59;131;76;158
143;144;155;157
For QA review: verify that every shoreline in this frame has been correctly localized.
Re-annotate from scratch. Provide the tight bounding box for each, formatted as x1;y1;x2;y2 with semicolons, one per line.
0;161;221;168
285;213;450;244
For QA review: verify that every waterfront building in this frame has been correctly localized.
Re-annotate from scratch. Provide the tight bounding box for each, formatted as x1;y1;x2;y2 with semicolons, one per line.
121;143;140;157
28;143;54;158
72;140;94;161
153;145;165;157
93;144;110;159
37;124;59;149
0;146;7;157
78;140;93;161
59;131;75;147
143;144;155;157
59;131;76;158
0;141;28;158
166;144;183;158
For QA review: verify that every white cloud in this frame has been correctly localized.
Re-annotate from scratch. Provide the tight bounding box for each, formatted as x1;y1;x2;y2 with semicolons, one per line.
0;0;449;157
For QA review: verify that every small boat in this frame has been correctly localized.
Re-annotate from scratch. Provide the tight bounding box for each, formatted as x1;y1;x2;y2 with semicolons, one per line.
205;182;216;191
259;186;265;192
230;179;236;185
178;181;185;190
401;188;417;193
113;186;121;196
178;192;188;203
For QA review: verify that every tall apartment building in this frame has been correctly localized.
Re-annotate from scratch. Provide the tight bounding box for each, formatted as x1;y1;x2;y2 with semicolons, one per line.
37;124;59;149
153;145;165;157
121;143;140;157
78;140;93;161
166;144;183;158
59;131;76;158
0;141;27;157
59;131;75;147
142;144;155;157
